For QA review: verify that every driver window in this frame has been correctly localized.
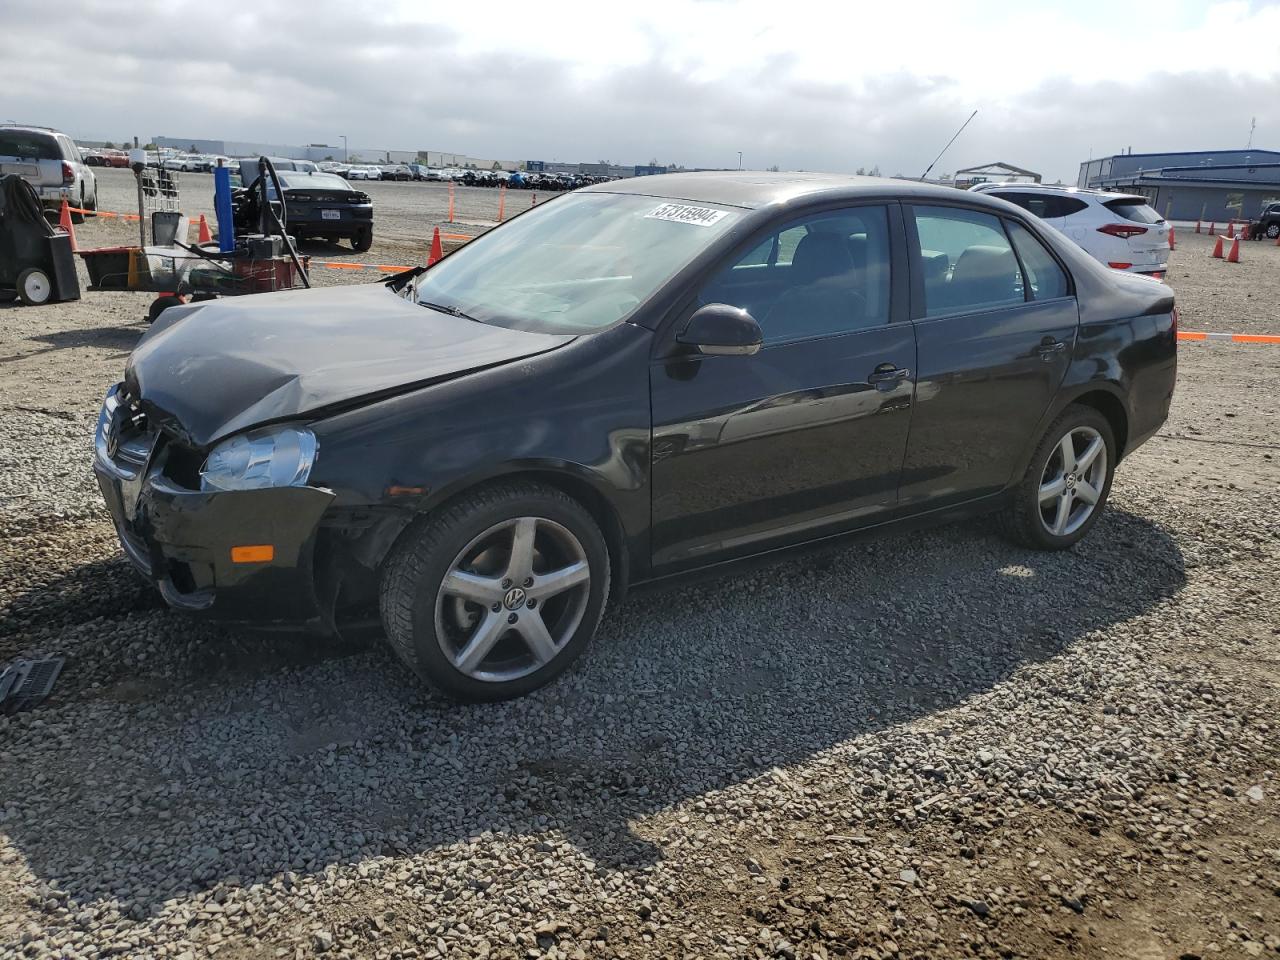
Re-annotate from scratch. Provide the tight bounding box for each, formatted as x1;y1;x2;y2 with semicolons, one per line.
698;206;892;345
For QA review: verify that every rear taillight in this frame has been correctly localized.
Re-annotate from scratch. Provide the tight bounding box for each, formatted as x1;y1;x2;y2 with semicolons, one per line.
1107;262;1133;270
61;161;74;184
1098;223;1148;239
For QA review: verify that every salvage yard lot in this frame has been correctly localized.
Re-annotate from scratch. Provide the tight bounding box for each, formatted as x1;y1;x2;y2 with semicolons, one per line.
1;185;1279;959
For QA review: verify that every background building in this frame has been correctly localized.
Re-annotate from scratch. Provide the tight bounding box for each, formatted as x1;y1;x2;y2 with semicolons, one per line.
1078;149;1280;221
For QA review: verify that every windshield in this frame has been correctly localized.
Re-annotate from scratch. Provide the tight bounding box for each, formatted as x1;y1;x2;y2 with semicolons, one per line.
277;172;351;191
415;192;740;333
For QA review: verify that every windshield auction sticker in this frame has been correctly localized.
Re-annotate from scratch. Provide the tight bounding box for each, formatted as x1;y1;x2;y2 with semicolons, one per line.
645;203;730;226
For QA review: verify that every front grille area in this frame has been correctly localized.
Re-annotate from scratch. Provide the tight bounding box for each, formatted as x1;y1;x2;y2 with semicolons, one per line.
97;385;204;491
96;386;154;481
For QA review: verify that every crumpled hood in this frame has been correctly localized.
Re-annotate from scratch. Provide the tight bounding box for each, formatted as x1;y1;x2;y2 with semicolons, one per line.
125;283;573;447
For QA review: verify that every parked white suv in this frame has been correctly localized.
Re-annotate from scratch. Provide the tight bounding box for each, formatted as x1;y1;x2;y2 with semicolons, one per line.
970;183;1170;277
0;124;98;223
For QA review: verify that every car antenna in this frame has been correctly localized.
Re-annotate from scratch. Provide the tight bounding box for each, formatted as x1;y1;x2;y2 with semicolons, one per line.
920;109;978;182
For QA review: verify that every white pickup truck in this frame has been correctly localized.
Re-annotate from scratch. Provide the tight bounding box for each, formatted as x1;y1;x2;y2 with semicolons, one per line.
0;124;98;223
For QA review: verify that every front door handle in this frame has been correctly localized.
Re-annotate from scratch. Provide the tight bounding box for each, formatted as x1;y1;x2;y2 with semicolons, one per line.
868;362;910;391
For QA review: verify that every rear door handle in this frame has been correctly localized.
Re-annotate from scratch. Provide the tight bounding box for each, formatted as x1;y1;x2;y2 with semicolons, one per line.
1037;338;1068;360
868;362;910;390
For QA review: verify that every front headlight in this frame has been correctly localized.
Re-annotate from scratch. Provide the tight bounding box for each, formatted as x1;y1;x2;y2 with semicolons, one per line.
199;425;318;492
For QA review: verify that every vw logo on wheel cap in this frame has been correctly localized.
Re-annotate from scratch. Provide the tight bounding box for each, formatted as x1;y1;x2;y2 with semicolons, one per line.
503;586;527;610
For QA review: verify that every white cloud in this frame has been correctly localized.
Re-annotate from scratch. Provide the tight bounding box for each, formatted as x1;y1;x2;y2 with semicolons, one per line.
1;0;1278;180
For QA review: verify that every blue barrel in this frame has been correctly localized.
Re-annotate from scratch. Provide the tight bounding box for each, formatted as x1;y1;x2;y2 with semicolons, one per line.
213;165;235;253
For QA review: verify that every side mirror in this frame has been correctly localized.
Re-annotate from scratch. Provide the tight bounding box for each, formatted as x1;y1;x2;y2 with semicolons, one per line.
676;303;763;357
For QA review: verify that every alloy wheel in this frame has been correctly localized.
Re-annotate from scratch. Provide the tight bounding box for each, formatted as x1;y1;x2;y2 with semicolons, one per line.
434;516;591;683
1037;425;1107;537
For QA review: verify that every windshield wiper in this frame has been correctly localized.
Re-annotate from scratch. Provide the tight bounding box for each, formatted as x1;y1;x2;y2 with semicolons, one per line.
419;300;481;323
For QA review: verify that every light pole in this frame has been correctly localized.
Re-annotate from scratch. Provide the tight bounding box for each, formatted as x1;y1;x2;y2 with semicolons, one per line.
341;135;348;162
737;151;743;170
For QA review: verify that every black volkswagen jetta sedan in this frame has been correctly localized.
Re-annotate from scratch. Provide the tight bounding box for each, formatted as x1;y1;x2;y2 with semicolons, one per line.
95;173;1177;701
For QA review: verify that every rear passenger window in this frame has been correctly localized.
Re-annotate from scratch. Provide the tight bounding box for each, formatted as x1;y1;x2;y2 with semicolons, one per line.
912;206;1024;317
1053;196;1089;217
1007;221;1069;300
996;192;1053;219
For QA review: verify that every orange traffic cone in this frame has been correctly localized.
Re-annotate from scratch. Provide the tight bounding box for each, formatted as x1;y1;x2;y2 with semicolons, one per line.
447;183;455;224
57;199;78;252
1227;237;1240;262
1208;221;1216;235
427;226;443;266
1194;219;1201;233
497;184;506;223
1226;221;1235;239
1275;231;1280;247
1168;224;1176;250
196;214;212;244
1211;235;1224;258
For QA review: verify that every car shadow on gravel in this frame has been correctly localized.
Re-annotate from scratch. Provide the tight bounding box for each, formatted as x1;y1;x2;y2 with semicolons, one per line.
0;324;144;365
0;506;1185;913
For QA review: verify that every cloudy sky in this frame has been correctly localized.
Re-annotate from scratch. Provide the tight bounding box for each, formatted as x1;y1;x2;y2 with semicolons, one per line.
2;0;1278;180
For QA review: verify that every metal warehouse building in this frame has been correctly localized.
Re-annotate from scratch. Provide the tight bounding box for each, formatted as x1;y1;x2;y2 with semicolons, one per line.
1078;149;1280;222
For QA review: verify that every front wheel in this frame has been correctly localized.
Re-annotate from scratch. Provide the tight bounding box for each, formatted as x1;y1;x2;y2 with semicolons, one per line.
998;404;1115;550
1267;223;1280;240
379;482;611;702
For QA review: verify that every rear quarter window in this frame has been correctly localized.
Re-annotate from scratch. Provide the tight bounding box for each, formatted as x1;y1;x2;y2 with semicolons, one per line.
1006;221;1069;300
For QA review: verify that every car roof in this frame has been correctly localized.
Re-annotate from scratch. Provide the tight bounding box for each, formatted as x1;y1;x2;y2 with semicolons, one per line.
580;170;1006;210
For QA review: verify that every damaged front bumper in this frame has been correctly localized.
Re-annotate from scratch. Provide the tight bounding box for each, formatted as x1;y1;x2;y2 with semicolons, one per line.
93;387;335;626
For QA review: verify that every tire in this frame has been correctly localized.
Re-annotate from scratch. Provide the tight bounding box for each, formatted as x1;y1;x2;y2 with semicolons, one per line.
997;403;1115;550
1267;223;1280;240
351;229;373;253
379;481;611;702
16;268;52;306
146;295;186;323
71;188;85;224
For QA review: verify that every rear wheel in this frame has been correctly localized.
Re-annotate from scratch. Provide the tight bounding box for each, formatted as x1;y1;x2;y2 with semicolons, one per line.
380;482;610;702
998;404;1115;550
351;229;373;253
16;268;52;306
71;188;86;224
1267;223;1280;240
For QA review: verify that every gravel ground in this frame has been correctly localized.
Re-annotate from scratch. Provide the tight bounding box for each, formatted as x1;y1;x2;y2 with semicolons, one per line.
1;195;1278;960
